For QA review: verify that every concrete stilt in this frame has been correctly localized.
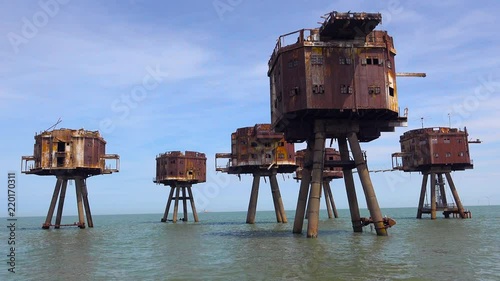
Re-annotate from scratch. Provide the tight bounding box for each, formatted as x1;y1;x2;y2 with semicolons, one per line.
445;172;466;218
323;182;333;219
430;173;437;220
246;172;260;224
270;175;283;223
438;173;448;206
173;186;181;223
325;182;338;218
306;121;326;238
187;186;199;222
182;187;188;222
270;171;287;223
293;144;312;234
75;177;85;228
417;173;428;219
43;178;62;229
80;178;94;227
338;137;362;232
54;179;68;229
348;133;387;236
161;187;175;222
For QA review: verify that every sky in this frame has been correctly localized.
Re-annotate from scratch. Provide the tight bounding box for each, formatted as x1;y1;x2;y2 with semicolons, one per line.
0;0;499;217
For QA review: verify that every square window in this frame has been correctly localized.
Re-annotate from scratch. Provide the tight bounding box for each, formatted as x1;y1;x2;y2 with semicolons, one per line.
346;58;352;65
339;57;346;65
366;58;372;65
340;85;347;94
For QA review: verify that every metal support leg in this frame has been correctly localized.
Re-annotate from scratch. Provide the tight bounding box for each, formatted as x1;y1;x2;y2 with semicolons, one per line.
430;173;436;220
293;144;312;234
80;178;93;227
54;179;68;229
75;177;85;228
43;178;62;229
187;186;199;222
338;137;362;232
246;172;260;224
306;120;326;238
445;172;466;218
161;187;175;222
417;173;428;219
348;133;386;236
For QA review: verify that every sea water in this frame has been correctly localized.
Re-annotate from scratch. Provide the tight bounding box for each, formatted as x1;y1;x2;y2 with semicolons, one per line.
2;206;499;281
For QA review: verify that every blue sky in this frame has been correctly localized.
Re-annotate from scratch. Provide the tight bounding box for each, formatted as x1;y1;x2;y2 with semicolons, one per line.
1;0;499;217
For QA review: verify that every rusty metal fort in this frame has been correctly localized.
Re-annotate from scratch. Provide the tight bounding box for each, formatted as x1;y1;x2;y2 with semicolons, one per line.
20;11;477;238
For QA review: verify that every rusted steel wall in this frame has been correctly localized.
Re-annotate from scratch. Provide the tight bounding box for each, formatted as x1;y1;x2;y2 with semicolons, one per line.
155;151;207;184
22;128;115;175
295;148;343;180
268;11;404;141
218;124;296;174
398;127;472;171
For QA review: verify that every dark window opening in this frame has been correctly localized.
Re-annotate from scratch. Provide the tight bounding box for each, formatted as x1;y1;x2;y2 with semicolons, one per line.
57;142;65;152
188;171;193;176
389;87;395;97
366;58;372;65
373;58;379;65
251;154;257;159
57;157;64;167
346;58;352;65
279;142;284;147
265;154;271;158
329;157;333;160
251;142;258;147
264;143;271;147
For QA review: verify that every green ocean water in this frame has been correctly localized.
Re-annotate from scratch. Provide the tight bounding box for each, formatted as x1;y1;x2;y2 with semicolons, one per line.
2;206;499;281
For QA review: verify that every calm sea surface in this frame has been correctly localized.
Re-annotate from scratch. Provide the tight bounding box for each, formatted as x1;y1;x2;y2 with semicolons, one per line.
2;206;499;281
